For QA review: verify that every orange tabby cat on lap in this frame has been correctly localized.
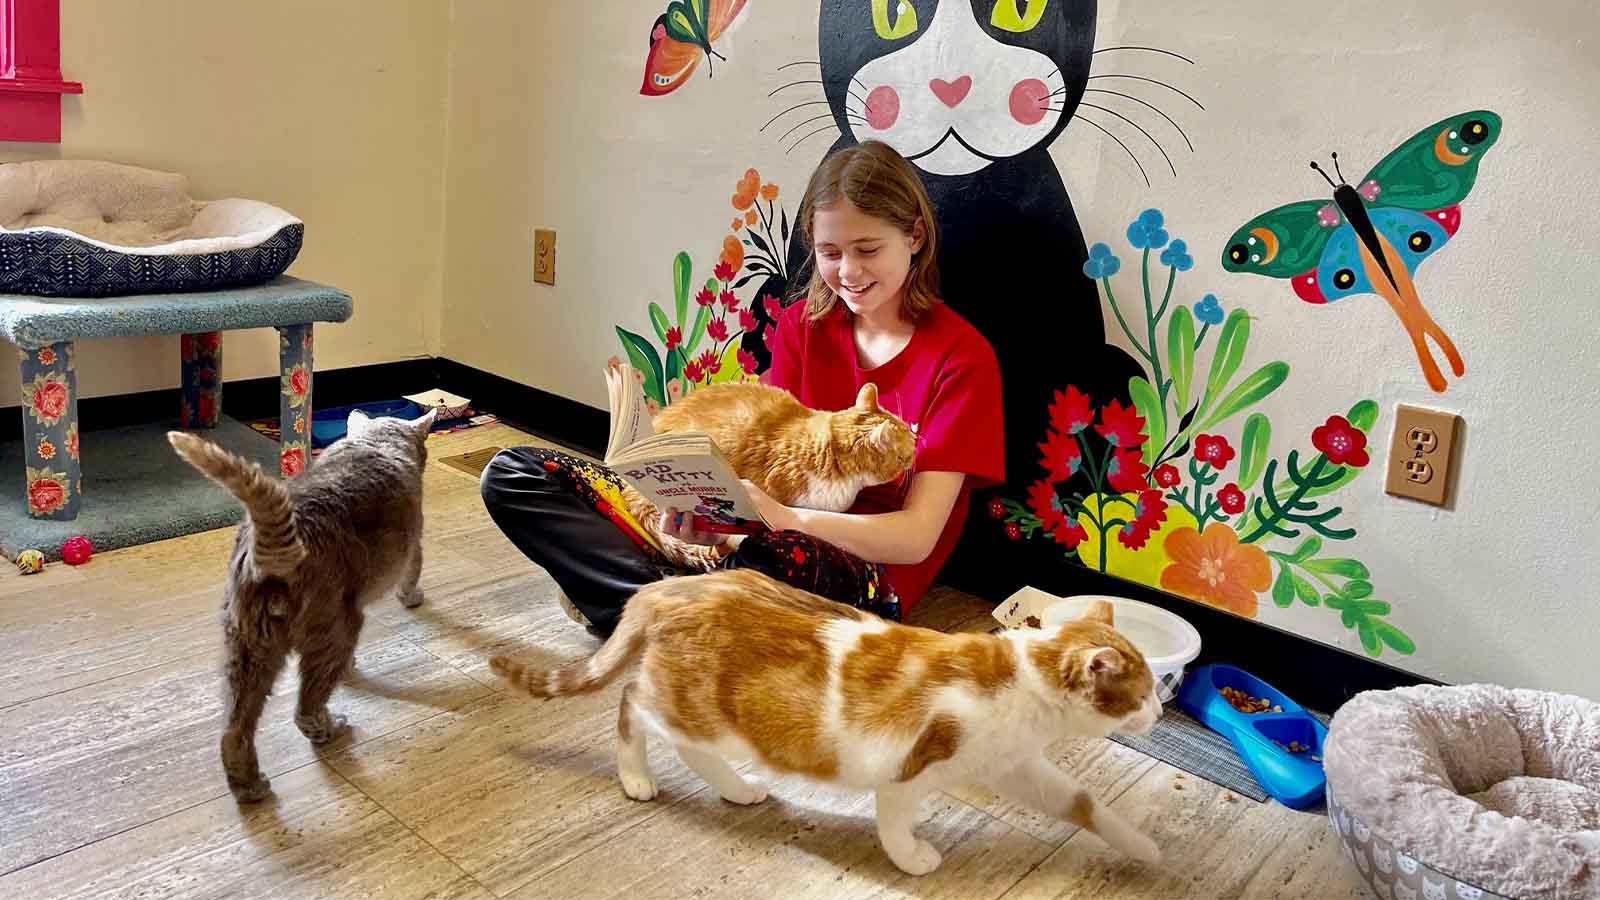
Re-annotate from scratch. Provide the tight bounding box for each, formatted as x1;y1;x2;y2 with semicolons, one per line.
623;380;917;570
489;569;1163;876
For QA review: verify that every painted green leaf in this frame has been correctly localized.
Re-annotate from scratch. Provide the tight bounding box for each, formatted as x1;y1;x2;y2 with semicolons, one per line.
1343;580;1374;599
616;326;666;405
1303;557;1370;579
672;252;692;328
1355;599;1392;616
1167;306;1195;411
1292;574;1320;606
1290;536;1322;563
1201;361;1289;430
1200;308;1251;419
648;303;672;344
665;347;686;389
1347;398;1379;432
1358;618;1381;656
1129;376;1164;468
683;302;713;355
1372;620;1416;655
1272;565;1294;608
1237;413;1272;490
1324;593;1350;610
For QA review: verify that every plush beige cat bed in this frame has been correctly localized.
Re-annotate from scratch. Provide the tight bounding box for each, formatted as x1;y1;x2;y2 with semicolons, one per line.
1325;684;1600;900
0;160;302;297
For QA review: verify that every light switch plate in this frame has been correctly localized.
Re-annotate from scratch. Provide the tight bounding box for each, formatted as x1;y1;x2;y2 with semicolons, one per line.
1384;404;1460;506
533;229;556;285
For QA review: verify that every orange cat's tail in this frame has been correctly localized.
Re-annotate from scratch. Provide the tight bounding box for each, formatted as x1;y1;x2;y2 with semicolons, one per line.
489;590;654;698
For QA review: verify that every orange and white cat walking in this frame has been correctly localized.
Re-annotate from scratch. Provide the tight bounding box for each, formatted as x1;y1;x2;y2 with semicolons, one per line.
489;570;1163;876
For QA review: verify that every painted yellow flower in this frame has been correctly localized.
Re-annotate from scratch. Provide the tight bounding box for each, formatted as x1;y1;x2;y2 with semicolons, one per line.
1074;493;1198;587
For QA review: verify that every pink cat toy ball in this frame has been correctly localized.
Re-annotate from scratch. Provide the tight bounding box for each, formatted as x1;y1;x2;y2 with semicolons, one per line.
60;535;94;566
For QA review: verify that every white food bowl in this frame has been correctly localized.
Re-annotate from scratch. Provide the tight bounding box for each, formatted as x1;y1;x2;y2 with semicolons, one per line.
1040;595;1202;704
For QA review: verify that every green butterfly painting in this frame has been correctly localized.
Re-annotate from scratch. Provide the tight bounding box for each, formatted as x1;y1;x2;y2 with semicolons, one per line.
1222;110;1502;393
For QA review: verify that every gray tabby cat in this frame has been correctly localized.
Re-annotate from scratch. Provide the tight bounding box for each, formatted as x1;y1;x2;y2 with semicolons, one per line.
168;408;436;802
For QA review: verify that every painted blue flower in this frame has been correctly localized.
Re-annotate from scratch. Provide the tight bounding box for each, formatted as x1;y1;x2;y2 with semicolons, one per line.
1126;208;1169;250
1082;242;1122;279
1194;293;1224;325
1160;239;1194;272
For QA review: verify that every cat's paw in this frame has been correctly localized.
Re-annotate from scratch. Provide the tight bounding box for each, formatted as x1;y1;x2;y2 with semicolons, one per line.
1115;830;1162;865
399;589;425;609
295;712;350;745
719;779;768;806
620;769;658;802
229;775;273;803
888;840;943;876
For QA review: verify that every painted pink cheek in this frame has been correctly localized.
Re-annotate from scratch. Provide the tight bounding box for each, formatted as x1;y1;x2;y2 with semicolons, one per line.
864;85;900;130
1009;78;1050;125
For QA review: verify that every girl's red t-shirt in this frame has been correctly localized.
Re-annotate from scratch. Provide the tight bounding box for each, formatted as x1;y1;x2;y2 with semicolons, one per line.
762;299;1005;610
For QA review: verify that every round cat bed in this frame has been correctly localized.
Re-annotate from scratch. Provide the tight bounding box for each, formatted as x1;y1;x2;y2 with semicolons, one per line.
1324;684;1600;900
0;160;303;297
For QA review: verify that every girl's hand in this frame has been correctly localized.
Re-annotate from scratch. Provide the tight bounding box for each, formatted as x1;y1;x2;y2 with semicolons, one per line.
659;508;727;546
741;479;800;533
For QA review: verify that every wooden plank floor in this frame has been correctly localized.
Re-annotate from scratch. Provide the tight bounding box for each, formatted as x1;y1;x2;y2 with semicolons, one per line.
0;423;1369;899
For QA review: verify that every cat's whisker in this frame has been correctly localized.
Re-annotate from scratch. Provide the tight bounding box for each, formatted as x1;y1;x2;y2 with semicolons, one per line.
1079;102;1178;176
1046;68;1064;81
776;60;821;71
1070;112;1152;188
770;79;870;115
1086;74;1205;111
1092;45;1197;65
761;100;835;132
1085;89;1194;152
778;111;862;143
787;122;845;155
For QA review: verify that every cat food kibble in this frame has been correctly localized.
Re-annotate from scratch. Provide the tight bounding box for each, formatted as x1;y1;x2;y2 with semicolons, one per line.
1219;685;1280;713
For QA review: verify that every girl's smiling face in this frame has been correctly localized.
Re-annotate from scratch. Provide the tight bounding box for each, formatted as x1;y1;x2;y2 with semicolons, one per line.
811;199;925;322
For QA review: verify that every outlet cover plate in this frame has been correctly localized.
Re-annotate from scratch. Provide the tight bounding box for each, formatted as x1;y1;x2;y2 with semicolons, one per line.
1385;404;1460;506
533;229;556;285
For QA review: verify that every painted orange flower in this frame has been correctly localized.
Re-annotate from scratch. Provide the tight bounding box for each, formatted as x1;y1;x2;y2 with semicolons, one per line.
36;438;55;460
731;217;744;233
37;347;57;367
67;423;80;460
745;208;758;226
294;415;306;434
731;168;761;210
761;182;779;202
1160;524;1271;617
720;235;744;275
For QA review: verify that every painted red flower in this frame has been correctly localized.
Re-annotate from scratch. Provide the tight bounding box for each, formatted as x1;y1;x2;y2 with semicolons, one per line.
1116;518;1153;550
1096;399;1147;448
1037;430;1082;482
1106;447;1150;493
698;349;722;375
31;378;69;422
739;308;757;331
1026;479;1069;532
1312;415;1370;467
987;498;1007;519
198;367;218;384
707;318;730;342
1005;522;1023;540
665;326;683;350
200;332;222;355
197;392;217;423
737;348;758;374
763;294;783;318
289;365;310;398
1154;464;1181;488
1217;483;1246;515
713;261;735;282
1193;433;1236;469
684;359;705;382
67;424;79;459
696;286;716;307
1132;489;1168;530
718;289;737;308
280;447;306;477
28;478;66;514
1048;385;1093;435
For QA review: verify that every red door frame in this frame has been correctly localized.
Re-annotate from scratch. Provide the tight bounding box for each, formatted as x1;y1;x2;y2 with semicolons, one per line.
1;0;84;143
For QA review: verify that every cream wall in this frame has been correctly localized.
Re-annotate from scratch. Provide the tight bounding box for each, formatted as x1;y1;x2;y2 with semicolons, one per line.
1;0;450;406
434;1;1600;699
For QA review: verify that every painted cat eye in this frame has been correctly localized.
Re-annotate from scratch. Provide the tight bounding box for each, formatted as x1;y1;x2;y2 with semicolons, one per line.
991;0;1049;33
871;0;920;40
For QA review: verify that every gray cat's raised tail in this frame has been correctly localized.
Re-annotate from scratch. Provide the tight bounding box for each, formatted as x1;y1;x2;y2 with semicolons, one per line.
167;432;306;576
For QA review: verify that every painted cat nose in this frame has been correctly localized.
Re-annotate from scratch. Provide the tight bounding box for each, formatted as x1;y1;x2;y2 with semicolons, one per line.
928;76;973;108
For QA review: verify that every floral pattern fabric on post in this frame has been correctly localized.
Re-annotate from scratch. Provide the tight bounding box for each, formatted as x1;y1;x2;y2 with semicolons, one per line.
19;341;80;519
179;331;223;429
277;325;313;477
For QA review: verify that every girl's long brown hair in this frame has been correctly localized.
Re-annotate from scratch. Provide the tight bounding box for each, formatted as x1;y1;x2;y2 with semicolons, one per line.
794;140;941;322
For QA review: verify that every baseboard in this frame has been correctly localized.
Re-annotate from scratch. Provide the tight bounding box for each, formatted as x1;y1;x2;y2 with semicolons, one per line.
1;353;1430;710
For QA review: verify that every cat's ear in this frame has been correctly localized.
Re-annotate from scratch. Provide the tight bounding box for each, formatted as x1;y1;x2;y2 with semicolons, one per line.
346;409;371;437
1085;647;1125;678
1082;599;1115;626
867;420;898;450
855;382;880;411
412;407;439;434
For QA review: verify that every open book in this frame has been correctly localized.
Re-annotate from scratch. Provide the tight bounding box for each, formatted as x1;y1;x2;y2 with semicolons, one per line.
602;362;769;536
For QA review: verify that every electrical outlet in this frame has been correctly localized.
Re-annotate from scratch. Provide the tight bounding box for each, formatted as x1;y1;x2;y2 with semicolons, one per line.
1385;404;1459;506
533;228;556;285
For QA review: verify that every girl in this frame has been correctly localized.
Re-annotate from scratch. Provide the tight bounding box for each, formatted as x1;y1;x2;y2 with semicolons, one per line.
481;140;1004;635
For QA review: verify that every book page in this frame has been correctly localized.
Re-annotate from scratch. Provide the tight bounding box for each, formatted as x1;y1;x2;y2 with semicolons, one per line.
604;363;656;464
611;450;768;536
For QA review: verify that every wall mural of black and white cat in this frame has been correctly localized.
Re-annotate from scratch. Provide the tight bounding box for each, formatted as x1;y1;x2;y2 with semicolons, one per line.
619;0;1440;658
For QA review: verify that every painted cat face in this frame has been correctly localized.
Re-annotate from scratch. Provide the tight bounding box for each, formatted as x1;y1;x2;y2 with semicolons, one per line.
820;0;1095;176
1422;878;1447;900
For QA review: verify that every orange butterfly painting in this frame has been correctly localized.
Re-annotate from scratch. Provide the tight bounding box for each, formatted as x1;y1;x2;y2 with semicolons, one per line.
640;0;749;97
